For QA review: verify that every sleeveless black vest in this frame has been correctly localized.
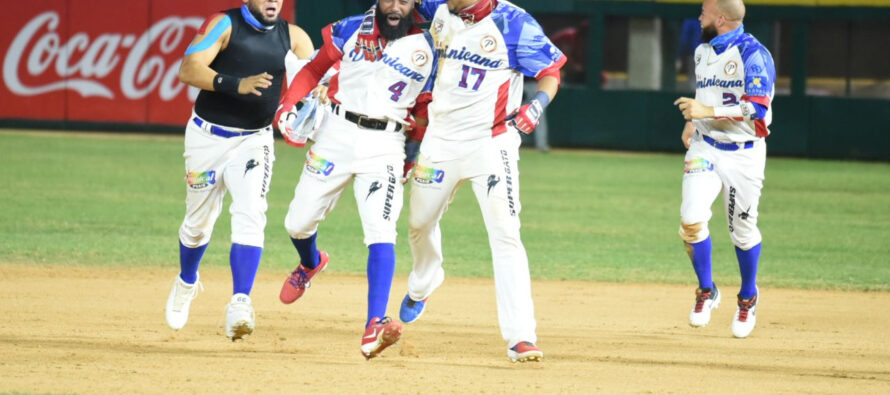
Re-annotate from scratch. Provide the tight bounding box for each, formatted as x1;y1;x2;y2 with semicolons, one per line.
194;8;290;129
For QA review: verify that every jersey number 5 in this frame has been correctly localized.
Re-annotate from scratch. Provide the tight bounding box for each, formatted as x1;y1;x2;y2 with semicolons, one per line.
458;65;486;91
389;81;407;102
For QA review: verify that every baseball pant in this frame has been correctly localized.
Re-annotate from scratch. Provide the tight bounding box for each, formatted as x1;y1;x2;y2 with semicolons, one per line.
407;131;537;346
179;114;275;248
284;114;406;246
680;132;766;250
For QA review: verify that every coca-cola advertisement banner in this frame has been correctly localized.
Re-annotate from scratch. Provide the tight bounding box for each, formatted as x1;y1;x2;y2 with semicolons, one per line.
1;0;294;127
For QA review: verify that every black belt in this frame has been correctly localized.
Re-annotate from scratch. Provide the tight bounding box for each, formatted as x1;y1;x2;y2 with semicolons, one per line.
330;104;402;132
702;134;754;151
192;117;264;138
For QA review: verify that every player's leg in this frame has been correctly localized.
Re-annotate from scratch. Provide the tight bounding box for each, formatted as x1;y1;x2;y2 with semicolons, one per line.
719;142;766;338
279;148;353;303
470;133;540;362
220;130;275;340
680;139;724;327
168;120;229;330
401;154;462;322
353;163;402;326
353;161;404;359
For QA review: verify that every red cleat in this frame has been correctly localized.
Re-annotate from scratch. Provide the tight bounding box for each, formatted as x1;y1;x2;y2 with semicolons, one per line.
360;316;402;360
279;250;329;304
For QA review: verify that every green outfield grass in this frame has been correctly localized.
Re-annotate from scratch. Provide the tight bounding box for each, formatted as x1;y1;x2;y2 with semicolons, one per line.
1;130;888;291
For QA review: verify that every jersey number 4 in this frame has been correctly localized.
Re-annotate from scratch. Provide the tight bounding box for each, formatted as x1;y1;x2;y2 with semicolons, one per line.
389;81;407;102
458;65;486;91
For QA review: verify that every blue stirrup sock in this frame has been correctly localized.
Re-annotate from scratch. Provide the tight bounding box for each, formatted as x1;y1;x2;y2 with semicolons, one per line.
179;241;207;284
291;233;319;269
230;243;263;295
690;237;714;290
366;243;396;327
736;243;761;299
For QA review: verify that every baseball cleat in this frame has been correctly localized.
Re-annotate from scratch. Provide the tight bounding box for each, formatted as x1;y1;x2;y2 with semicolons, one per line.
225;293;255;341
360;316;402;360
280;250;330;304
165;274;203;330
399;294;428;324
732;293;758;338
689;284;721;327
507;341;543;363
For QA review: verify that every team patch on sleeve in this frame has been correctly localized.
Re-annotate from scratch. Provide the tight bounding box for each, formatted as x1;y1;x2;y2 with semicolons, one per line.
684;159;714;174
305;151;335;176
186;170;217;189
412;164;445;184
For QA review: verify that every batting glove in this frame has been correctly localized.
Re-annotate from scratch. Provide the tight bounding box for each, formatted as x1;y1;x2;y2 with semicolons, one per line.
274;104;305;147
507;91;550;135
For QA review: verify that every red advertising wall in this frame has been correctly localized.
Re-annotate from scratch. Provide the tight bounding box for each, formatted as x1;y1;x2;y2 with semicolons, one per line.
0;0;294;127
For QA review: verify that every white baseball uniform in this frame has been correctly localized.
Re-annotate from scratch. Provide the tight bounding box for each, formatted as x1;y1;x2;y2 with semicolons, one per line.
283;11;436;246
681;25;776;250
408;0;566;346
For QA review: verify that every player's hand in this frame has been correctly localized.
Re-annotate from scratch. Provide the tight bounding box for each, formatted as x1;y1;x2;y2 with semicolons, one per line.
402;161;415;185
311;84;329;105
673;97;715;120
681;121;695;149
403;139;421;185
239;72;273;96
274;104;305;147
507;99;544;134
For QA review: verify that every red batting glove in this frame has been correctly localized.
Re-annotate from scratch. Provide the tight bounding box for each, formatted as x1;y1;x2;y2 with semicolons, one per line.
402;161;415;185
508;99;544;134
274;104;305;147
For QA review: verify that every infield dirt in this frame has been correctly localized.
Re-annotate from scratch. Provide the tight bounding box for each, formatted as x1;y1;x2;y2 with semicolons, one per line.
1;263;888;394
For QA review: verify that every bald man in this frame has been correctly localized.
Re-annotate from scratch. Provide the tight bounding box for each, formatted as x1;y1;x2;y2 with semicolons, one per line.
673;0;776;338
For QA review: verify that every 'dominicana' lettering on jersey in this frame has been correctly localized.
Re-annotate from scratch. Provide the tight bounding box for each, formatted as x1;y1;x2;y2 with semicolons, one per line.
380;53;426;82
696;76;744;89
445;46;502;68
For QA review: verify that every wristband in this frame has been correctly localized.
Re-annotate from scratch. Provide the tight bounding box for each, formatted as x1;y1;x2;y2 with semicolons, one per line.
213;73;241;94
533;91;551;109
713;104;744;119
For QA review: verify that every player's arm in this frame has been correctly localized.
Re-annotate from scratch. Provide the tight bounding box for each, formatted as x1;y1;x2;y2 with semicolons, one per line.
275;23;344;141
289;24;315;59
681;121;695;149
507;14;568;134
180;14;273;96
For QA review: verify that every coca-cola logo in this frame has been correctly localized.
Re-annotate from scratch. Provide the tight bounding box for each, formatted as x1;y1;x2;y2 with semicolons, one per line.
3;11;203;101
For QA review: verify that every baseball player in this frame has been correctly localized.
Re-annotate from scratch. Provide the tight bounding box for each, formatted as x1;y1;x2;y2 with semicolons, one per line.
164;0;314;341
398;0;566;363
273;0;435;360
674;0;775;338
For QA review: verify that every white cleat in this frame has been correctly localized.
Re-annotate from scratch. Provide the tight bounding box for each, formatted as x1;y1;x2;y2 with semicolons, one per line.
732;293;758;338
689;285;721;327
225;293;255;341
166;275;202;330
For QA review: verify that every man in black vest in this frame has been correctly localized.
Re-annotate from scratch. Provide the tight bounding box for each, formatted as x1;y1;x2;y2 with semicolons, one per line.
164;0;314;341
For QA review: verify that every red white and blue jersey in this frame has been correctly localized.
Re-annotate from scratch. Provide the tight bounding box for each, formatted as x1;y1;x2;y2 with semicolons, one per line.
284;9;436;125
416;0;566;150
693;25;776;142
323;12;436;123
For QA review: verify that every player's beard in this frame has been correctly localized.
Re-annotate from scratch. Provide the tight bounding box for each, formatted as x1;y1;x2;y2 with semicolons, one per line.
248;3;278;26
376;5;414;41
701;23;718;42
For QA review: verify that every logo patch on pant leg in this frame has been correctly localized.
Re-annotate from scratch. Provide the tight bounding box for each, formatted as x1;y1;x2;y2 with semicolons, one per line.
305;150;334;176
684;158;714;174
187;170;216;189
413;164;445;184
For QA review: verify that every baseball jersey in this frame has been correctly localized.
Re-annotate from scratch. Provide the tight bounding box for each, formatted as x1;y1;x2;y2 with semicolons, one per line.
692;25;776;143
291;9;436;125
417;1;566;149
